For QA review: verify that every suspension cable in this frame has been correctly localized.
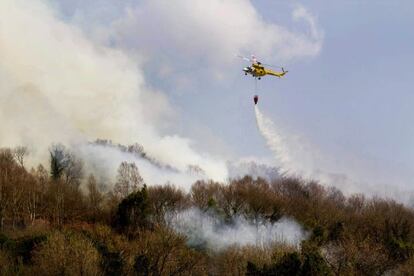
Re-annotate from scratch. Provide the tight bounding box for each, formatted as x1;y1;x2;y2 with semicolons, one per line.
254;77;258;93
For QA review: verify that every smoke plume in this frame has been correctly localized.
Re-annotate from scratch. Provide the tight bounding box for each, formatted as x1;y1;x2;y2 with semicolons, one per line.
255;106;317;178
167;207;308;251
255;105;414;203
0;0;324;190
254;105;370;194
0;0;227;184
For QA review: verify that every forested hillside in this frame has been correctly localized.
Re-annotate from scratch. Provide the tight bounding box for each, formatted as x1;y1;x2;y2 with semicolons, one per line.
1;146;414;275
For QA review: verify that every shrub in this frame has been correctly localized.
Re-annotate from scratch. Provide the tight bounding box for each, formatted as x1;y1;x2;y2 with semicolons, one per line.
31;231;101;275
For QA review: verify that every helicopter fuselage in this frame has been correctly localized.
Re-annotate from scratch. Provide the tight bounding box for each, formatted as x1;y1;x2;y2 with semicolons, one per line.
243;64;266;78
243;63;286;79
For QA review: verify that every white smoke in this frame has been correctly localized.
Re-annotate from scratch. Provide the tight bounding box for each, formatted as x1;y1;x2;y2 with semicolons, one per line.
167;207;308;251
255;106;318;178
0;0;227;182
0;0;324;189
227;158;281;182
77;143;205;191
255;105;369;193
255;106;414;203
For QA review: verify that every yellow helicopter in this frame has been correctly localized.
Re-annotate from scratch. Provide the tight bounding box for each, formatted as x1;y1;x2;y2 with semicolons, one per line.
238;55;288;80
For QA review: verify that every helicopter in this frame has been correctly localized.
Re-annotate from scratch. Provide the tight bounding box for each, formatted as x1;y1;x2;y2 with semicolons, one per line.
237;55;288;80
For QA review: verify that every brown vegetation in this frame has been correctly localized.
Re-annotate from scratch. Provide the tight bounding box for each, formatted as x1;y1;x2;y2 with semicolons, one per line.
1;146;414;275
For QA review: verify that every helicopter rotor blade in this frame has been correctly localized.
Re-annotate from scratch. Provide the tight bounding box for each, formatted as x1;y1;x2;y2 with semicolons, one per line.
236;54;260;63
236;55;254;62
237;54;287;71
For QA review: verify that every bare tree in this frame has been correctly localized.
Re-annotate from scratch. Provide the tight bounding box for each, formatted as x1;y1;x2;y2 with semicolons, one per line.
148;184;189;225
219;180;247;218
134;228;204;275
0;149;28;228
190;180;221;212
62;152;83;187
114;162;144;198
24;165;49;224
87;174;103;222
13;146;28;167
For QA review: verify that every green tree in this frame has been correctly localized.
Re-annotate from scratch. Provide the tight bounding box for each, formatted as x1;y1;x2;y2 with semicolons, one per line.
49;144;68;180
113;185;151;233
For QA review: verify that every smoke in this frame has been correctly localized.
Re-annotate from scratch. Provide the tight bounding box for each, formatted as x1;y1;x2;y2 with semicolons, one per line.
0;0;227;182
77;143;207;191
227;159;281;182
0;0;324;190
254;105;368;195
167;207;308;251
255;106;316;178
255;105;414;203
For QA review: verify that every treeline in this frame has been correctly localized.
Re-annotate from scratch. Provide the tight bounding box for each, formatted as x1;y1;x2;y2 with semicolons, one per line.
1;146;414;275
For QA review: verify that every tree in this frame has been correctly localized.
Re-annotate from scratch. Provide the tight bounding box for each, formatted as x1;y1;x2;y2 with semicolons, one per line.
31;231;101;276
49;144;68;180
219;179;247;218
13;146;28;168
133;228;204;275
273;252;302;275
49;144;83;186
45;180;86;225
0;148;30;228
0;149;16;228
0;249;24;275
190;180;221;212
62;152;83;187
114;162;144;198
242;176;276;226
148;184;189;225
87;174;103;222
114;185;151;233
301;244;332;276
26;165;48;224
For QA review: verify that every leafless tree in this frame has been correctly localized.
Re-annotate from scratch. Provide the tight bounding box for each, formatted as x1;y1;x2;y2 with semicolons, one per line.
87;174;103;222
13;146;28;167
62;152;83;187
114;161;144;198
